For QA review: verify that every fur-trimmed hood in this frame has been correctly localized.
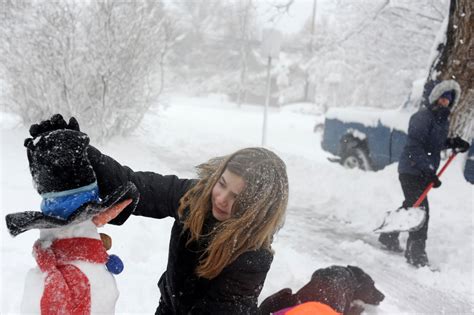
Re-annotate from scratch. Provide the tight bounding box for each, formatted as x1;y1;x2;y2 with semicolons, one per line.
428;80;461;108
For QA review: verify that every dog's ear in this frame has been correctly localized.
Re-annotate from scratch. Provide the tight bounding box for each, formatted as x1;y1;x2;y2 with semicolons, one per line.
347;265;368;279
258;288;295;315
310;266;329;280
347;265;375;288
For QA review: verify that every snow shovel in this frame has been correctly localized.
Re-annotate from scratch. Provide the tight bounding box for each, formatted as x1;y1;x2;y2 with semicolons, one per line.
374;153;457;234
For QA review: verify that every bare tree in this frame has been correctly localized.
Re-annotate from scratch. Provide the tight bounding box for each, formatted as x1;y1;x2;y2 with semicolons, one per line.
0;0;178;141
167;0;294;102
302;0;446;109
166;0;237;95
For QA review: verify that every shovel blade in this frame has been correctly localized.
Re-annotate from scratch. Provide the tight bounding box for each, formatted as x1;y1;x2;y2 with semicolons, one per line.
374;207;427;234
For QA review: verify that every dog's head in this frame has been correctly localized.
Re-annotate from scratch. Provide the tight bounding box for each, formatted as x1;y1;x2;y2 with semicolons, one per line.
296;266;353;313
347;265;385;305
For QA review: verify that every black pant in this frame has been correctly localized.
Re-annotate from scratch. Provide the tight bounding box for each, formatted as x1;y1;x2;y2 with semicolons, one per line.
399;173;430;242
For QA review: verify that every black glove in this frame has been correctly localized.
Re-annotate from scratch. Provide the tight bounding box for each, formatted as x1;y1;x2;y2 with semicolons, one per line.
24;129;96;195
24;113;80;150
425;172;441;188
446;136;470;153
24;114;94;195
28;113;80;138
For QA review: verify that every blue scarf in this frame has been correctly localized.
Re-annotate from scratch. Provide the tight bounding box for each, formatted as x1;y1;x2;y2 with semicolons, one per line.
41;182;100;220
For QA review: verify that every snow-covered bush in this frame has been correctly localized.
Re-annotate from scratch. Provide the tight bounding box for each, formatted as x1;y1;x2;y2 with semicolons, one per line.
0;0;178;141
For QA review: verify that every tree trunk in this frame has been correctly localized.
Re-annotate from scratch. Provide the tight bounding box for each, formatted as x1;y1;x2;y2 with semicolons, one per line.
430;0;474;138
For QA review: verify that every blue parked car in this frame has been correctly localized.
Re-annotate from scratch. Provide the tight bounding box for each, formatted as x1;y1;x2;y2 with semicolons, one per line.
463;142;474;184
320;80;425;171
321;106;414;171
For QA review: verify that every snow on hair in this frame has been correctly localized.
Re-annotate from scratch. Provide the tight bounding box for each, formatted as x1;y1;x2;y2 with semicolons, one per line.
177;147;289;279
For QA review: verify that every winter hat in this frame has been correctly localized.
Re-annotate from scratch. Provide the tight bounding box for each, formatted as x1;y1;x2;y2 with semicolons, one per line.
439;90;454;104
24;129;99;219
428;80;461;108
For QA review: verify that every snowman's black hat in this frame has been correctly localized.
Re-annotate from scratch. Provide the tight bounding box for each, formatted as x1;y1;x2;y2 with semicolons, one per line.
5;129;139;236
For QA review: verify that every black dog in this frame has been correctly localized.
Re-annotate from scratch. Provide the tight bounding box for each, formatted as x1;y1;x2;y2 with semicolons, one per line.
259;265;385;315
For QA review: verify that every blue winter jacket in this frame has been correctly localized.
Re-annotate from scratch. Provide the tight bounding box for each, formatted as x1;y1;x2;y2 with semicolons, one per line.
398;105;449;176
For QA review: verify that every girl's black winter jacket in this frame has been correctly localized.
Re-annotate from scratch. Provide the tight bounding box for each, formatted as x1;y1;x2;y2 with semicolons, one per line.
87;147;273;314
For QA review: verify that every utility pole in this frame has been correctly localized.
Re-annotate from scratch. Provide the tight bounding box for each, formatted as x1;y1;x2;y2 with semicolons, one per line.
260;29;281;147
304;0;317;101
262;56;272;146
309;0;317;52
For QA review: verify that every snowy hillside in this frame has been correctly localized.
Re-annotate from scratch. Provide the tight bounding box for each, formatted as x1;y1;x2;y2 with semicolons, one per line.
1;95;473;314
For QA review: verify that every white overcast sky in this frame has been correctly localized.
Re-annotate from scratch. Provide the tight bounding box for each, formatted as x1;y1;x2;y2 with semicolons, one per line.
260;0;318;35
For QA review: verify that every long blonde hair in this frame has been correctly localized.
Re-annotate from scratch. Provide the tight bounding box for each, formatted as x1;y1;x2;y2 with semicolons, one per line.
177;147;289;279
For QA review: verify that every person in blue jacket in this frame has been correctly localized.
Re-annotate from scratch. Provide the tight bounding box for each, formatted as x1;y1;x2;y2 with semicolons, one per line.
378;80;470;267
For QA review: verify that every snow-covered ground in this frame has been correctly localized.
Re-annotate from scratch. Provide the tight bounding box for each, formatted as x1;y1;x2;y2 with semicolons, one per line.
1;95;473;314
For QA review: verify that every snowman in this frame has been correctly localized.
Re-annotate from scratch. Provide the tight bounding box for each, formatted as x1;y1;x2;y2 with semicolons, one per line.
5;127;138;314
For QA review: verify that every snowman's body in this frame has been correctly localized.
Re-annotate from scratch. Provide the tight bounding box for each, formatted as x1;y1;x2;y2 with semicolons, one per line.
20;221;119;314
5;127;135;314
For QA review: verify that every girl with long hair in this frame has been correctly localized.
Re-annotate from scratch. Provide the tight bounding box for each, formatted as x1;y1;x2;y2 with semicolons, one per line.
27;114;289;314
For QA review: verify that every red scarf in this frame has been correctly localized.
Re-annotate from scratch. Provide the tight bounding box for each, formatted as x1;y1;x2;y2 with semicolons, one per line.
33;238;108;315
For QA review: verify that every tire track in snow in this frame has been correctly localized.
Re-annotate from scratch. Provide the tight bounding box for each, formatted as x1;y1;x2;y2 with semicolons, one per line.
280;206;472;314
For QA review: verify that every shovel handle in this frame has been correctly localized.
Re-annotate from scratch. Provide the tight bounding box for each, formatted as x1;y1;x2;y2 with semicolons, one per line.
413;153;457;207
